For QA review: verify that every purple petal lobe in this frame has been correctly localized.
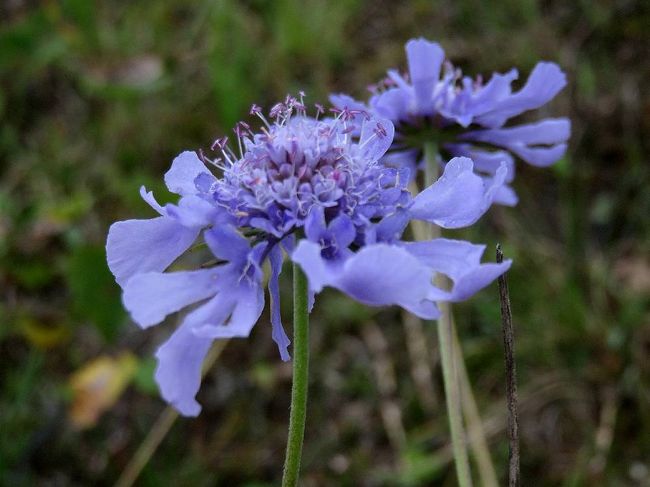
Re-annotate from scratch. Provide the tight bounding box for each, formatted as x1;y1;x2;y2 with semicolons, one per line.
140;186;165;214
493;184;518;206
358;117;395;163
106;217;199;287
410;157;505;228
406;38;445;114
192;280;264;340
304;206;327;242
164;151;211;195
290;241;337;293
329;93;367;112
204;226;250;266
165;195;218;228
403;238;512;301
154;299;221;417
445;144;515;182
328;214;356;248
122;268;220;328
450;260;512;301
269;245;291;361
292;241;441;319
475;62;567;128
371;89;411;121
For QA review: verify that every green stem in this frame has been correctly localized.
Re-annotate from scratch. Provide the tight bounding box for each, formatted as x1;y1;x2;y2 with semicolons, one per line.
424;142;473;487
282;263;310;487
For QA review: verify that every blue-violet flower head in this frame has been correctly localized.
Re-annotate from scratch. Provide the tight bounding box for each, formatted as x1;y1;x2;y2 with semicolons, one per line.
106;96;511;416
331;37;571;206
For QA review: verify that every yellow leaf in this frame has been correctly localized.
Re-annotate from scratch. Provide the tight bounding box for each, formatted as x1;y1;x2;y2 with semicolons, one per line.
68;352;138;429
20;317;70;349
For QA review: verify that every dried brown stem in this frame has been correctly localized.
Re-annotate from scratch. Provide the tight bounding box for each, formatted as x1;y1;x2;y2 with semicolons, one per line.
496;245;520;487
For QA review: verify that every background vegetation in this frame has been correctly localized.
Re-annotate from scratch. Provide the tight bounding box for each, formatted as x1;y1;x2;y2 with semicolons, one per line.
1;1;649;485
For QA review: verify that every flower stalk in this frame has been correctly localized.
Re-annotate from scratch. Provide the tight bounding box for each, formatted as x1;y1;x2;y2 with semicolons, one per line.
282;263;310;487
424;141;473;487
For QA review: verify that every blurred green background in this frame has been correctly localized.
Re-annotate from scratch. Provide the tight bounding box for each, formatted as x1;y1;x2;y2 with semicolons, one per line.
1;1;649;485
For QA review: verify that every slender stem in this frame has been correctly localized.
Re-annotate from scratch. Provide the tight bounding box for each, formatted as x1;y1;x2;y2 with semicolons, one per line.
452;319;500;487
114;341;229;487
496;245;520;487
424;142;473;487
281;263;310;487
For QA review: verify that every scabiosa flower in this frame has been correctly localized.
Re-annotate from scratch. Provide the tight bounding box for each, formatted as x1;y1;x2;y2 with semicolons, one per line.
331;38;571;205
106;95;511;416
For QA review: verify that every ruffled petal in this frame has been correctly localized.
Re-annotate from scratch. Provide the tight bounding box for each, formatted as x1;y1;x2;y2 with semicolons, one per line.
154;299;221;417
292;241;441;319
328;214;356;248
467;69;518;118
445;143;515;182
290;241;339;293
204;226;250;267
380;149;420;178
106;216;199;287
304;205;327;241
329;93;368;135
122;268;220;328
493;184;518;206
329;93;367;111
464;118;571;146
449;259;512;301
268;245;291;361
406;38;445;114
460;118;570;167
402;238;512;301
370;89;411;121
164;151;212;195
192;279;264;340
410;157;507;228
358;117;395;163
475;62;567;128
139;186;165;214
508;143;568;167
165;195;219;228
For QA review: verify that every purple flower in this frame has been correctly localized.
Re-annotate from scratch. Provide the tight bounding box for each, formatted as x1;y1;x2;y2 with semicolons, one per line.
331;37;571;206
106;97;511;416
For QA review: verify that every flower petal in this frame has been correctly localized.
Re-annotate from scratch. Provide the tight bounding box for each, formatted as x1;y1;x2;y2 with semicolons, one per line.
192;279;264;340
154;302;219;417
475;62;567;128
122;268;220;328
358;117;395;163
139;186;165;214
106;217;199;287
410;157;506;228
269;245;290;361
371;89;411;121
328;214;356;248
493;184;518;206
464;118;571;146
445;143;515;182
402;238;512;301
204;225;250;266
292;241;441;319
164;151;212;195
304;205;327;242
290;241;339;293
329;93;367;112
406;38;445;114
460;118;570;167
165;195;219;228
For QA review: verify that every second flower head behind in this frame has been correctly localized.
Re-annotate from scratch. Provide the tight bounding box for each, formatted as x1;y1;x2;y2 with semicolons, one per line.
331;38;571;206
106;94;511;416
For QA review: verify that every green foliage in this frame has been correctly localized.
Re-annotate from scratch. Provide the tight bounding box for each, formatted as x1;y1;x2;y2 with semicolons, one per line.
64;245;125;342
